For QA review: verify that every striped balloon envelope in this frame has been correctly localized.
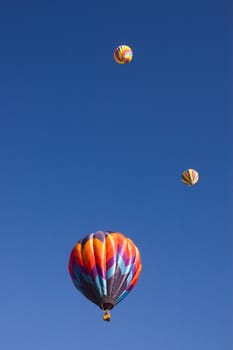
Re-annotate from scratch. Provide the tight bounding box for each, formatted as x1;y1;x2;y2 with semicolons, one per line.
181;168;199;186
68;231;142;321
114;45;133;64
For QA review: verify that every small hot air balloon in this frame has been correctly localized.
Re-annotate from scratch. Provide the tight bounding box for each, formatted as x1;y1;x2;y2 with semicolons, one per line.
68;231;142;321
181;169;199;186
114;45;133;64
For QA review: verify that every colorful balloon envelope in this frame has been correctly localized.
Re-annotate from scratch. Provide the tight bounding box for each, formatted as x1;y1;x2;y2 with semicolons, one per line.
68;231;142;321
181;169;199;186
114;45;133;64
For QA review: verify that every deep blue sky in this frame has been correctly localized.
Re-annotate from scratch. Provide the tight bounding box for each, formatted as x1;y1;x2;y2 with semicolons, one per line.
0;1;232;349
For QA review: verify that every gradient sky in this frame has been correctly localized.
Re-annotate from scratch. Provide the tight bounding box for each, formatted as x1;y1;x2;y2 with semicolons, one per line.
0;1;232;349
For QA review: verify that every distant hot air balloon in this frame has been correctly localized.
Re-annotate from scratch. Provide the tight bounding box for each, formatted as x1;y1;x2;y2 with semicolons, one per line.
68;231;142;321
114;45;133;64
181;169;199;186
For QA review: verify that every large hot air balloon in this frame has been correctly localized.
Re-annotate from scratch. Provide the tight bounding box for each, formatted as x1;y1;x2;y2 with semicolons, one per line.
68;231;142;321
181;168;199;186
114;45;133;64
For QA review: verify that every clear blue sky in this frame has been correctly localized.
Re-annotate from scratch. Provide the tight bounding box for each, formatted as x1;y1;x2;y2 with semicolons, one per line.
0;1;232;349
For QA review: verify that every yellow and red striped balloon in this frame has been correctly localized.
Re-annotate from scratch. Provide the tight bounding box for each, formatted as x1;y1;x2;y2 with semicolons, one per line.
114;45;133;64
181;169;199;186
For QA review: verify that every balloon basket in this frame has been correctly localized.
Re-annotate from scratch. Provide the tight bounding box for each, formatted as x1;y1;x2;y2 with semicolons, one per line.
103;311;111;322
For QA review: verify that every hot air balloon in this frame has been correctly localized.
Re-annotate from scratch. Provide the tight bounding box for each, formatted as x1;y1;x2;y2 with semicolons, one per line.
114;45;133;64
181;168;199;186
68;231;142;321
